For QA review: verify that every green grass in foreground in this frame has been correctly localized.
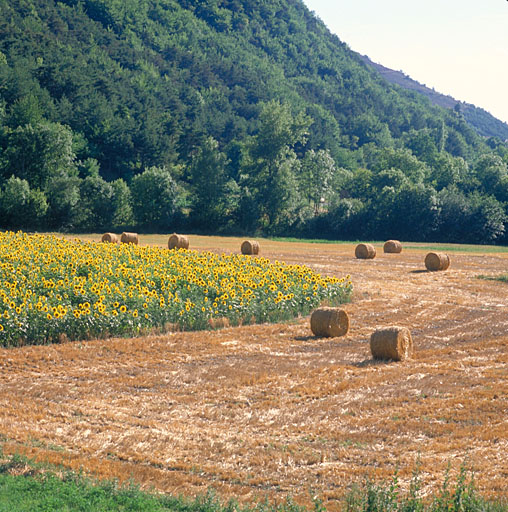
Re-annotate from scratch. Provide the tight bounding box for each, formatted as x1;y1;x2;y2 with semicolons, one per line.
0;452;505;512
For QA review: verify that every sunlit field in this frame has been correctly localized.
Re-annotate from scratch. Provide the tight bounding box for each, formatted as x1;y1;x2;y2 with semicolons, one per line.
0;234;507;509
0;231;352;347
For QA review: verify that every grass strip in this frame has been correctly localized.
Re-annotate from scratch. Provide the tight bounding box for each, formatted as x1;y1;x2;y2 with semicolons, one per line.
0;451;505;512
269;237;508;253
478;274;508;283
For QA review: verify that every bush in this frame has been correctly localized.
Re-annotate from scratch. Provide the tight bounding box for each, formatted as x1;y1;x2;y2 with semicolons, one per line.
130;166;184;231
0;175;48;229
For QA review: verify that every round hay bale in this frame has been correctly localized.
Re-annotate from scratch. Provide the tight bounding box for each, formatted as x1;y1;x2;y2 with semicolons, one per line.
120;232;138;245
241;240;260;255
424;252;450;271
168;233;189;250
101;232;118;244
370;326;413;361
355;243;376;259
383;240;402;253
310;307;350;338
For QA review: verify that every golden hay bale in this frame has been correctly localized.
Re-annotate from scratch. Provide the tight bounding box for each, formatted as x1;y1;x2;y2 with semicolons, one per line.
383;240;402;253
370;326;413;361
424;252;450;271
101;232;118;244
355;243;376;259
120;232;138;245
168;233;189;250
241;240;260;255
310;307;350;338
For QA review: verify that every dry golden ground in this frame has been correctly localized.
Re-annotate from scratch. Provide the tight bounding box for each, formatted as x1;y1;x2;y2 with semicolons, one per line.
1;235;507;509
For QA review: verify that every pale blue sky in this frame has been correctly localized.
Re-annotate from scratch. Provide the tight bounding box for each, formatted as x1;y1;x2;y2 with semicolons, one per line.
302;0;508;125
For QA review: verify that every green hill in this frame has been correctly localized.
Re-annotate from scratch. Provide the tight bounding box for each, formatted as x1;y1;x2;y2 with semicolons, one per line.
0;0;507;243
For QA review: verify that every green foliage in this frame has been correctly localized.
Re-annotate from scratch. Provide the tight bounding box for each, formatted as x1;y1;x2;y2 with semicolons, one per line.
242;100;311;233
130;166;184;231
299;149;336;215
75;174;115;231
437;187;507;244
44;174;81;230
0;175;48;229
473;154;508;198
190;137;235;230
478;273;508;282
377;182;440;241
110;178;134;230
343;464;506;512
1;122;76;190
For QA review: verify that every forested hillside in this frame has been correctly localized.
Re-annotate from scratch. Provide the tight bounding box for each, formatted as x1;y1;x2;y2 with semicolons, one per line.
1;0;507;243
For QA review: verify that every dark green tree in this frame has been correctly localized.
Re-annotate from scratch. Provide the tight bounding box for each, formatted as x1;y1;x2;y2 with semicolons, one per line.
325;197;369;240
189;137;233;230
437;187;506;244
75;175;115;232
110;178;134;230
5;94;44;128
366;147;429;184
428;153;470;191
474;154;508;198
299;149;336;215
130;166;184;231
45;175;81;230
1;122;77;190
0;175;48;230
243;100;311;232
374;182;440;241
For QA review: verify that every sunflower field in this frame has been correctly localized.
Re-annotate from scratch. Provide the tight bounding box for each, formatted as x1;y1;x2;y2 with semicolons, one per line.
0;232;352;347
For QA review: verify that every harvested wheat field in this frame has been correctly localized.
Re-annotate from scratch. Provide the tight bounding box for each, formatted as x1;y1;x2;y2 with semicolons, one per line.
0;235;507;509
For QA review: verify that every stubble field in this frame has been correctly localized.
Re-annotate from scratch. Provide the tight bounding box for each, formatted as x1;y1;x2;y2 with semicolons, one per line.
0;235;507;509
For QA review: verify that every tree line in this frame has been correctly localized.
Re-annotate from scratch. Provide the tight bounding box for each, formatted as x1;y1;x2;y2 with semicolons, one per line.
0;0;507;243
1;100;507;244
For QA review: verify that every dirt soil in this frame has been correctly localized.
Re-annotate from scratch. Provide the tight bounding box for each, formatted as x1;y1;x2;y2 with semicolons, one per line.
0;236;507;509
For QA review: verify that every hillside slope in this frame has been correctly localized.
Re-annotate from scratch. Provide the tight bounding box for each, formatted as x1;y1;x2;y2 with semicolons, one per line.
0;0;507;242
359;54;508;140
0;0;488;175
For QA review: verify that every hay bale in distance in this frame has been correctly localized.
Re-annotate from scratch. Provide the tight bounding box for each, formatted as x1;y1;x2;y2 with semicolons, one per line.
241;240;260;255
355;243;376;259
370;326;413;361
120;232;138;245
168;233;190;250
101;233;118;244
425;252;450;271
310;307;350;338
383;240;402;253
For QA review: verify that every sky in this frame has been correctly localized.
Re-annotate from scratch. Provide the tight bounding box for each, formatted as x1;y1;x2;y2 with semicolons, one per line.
302;0;508;125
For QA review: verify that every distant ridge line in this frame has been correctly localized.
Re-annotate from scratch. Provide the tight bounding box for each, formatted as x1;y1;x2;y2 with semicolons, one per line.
358;53;508;140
